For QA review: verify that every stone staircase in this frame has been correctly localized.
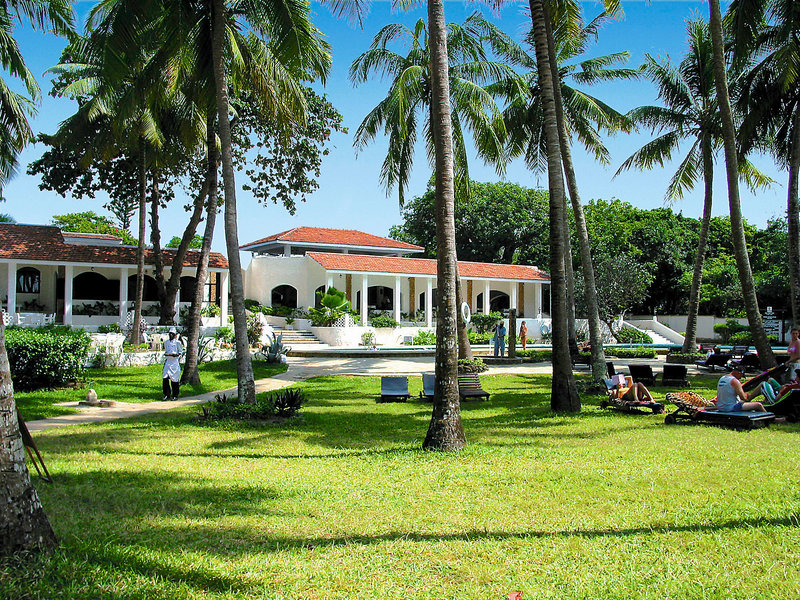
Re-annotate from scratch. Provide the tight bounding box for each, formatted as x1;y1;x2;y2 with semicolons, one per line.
640;329;673;345
271;328;324;347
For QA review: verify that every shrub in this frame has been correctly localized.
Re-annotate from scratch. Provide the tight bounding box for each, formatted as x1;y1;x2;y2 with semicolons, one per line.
605;347;658;359
200;389;305;421
247;315;264;346
270;389;306;418
458;358;487;373
411;330;436;345
5;327;91;390
615;327;653;344
468;331;494;344
97;323;121;334
244;299;261;312
666;352;705;364
214;326;234;346
516;349;553;362
713;319;748;343
470;312;502;333
201;304;221;317
729;331;754;345
370;314;400;328
360;331;376;347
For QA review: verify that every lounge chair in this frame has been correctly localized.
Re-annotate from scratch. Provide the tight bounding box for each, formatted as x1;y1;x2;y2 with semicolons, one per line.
629;364;656;387
600;378;665;414
378;376;410;403
729;353;761;373
606;362;617;378
695;353;732;372
664;391;775;429
762;389;800;422
458;374;490;402
730;345;750;359
661;364;689;387
419;373;435;401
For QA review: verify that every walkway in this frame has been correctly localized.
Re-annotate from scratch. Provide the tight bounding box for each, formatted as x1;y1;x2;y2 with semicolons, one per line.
25;354;668;432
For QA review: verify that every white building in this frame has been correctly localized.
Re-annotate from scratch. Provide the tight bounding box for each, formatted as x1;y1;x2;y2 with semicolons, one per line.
0;223;229;328
242;226;551;327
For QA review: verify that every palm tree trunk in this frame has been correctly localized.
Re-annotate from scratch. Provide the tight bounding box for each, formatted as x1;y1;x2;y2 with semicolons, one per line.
0;321;57;555
543;11;606;381
183;117;219;387
455;267;473;360
130;140;147;345
150;175;168;324
683;135;714;353
708;0;775;368
787;107;800;325
211;0;256;403
161;182;209;327
422;0;466;451
561;206;578;356
529;0;580;411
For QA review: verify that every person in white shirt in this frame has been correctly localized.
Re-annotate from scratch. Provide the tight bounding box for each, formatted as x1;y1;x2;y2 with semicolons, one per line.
162;327;183;400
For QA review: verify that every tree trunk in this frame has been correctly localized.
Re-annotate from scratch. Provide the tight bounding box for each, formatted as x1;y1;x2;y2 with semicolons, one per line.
0;321;57;555
150;175;168;324
455;267;473;360
561;205;578;357
544;11;606;382
161;180;210;327
422;0;466;451
529;0;580;411
183;117;219;387
130;141;147;345
708;0;775;368
787;107;800;326
211;0;256;403
683;135;714;353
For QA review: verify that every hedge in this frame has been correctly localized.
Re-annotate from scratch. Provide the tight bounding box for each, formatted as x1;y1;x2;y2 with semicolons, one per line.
604;347;658;359
5;327;91;390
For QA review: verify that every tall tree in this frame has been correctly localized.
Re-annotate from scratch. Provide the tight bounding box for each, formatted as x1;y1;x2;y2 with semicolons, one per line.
618;18;771;353
707;0;775;368
527;0;580;411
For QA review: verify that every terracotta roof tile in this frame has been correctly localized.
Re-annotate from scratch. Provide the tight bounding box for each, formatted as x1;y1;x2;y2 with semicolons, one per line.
0;224;228;269
241;226;423;251
307;252;549;281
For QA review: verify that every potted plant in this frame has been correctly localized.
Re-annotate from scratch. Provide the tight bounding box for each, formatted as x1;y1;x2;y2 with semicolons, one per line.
284;315;296;330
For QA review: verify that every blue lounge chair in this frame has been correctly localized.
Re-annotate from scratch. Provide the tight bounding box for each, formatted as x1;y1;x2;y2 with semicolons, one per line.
379;376;410;403
419;373;435;401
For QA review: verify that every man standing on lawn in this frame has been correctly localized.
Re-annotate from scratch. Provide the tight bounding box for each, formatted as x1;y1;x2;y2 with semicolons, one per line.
162;327;183;401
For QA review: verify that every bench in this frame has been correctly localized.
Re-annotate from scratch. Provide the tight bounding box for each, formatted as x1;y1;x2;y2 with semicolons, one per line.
458;374;490;402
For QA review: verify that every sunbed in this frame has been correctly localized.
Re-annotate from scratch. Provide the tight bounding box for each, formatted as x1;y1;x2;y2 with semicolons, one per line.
628;364;656;387
378;376;411;402
664;391;775;429
695;353;732;371
600;378;664;414
458;374;490;401
661;364;689;387
419;373;435;401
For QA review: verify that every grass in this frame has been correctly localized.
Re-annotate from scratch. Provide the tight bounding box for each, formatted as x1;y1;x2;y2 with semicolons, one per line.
14;360;288;421
2;373;799;599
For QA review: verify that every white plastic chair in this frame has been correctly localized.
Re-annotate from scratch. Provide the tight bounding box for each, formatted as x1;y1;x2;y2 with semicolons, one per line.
43;313;56;325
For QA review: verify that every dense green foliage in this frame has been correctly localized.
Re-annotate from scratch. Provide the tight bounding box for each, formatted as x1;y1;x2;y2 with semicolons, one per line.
50;211;137;245
615;327;654;344
604;347;659;359
410;330;436;345
5;327;90;390
370;314;400;329
201;388;305;421
469;312;503;333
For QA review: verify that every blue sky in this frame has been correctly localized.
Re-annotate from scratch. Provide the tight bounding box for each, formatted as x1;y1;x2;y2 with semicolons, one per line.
2;1;789;267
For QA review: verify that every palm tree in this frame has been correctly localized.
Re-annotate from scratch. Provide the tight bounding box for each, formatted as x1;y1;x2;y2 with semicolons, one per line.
618;18;771;353
707;0;775;368
728;0;800;325
483;10;634;382
527;0;580;411
0;0;73;556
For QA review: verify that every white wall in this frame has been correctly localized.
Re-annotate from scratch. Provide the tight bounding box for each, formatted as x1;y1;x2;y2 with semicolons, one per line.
655;315;749;341
245;255;328;309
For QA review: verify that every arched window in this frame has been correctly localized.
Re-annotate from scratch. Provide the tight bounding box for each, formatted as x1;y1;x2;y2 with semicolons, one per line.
127;274;160;301
490;290;510;313
314;285;325;309
16;267;40;294
74;272;119;300
179;276;197;302
368;285;394;311
271;284;297;308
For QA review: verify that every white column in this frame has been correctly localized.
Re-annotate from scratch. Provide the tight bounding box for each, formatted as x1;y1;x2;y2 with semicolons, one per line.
327;274;334;291
361;274;368;326
64;265;73;326
393;276;401;323
283;245;291;257
6;260;16;317
220;271;230;323
511;282;518;313
173;270;181;324
425;278;433;327
537;283;544;318
119;267;129;325
483;281;491;314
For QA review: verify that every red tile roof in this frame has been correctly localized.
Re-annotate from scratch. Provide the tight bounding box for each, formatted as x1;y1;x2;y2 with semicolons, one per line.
0;224;228;269
62;232;122;241
307;252;549;281
241;226;423;252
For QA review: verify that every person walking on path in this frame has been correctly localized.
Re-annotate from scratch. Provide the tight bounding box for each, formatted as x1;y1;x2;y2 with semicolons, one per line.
162;327;183;400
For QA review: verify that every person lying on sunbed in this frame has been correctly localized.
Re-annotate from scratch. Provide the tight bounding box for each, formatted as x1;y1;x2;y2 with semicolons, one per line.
717;369;767;412
761;377;800;403
610;375;655;403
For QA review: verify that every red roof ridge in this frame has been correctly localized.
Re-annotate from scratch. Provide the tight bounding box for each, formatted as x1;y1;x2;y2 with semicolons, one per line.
240;226;423;251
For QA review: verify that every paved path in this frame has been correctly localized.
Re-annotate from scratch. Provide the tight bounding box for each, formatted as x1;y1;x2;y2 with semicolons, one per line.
25;354;672;432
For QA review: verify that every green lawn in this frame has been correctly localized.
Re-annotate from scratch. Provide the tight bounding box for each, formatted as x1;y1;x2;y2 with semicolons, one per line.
15;360;288;421
3;373;799;599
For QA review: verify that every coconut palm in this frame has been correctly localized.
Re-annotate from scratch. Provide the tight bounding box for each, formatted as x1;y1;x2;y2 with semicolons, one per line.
728;0;800;325
481;10;635;383
617;18;771;353
706;0;775;368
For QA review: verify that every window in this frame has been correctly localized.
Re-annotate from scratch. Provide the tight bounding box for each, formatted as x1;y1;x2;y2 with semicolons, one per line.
16;267;40;294
179;276;197;302
74;271;119;300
